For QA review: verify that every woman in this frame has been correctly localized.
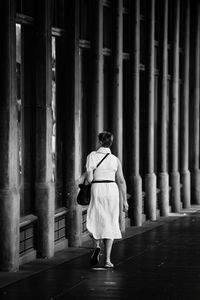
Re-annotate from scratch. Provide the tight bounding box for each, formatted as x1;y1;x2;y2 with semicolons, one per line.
86;131;128;268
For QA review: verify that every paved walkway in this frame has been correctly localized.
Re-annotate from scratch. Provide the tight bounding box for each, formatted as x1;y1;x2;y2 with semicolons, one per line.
0;206;200;299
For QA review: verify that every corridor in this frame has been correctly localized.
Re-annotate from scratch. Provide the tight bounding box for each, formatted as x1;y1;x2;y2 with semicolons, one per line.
0;207;200;300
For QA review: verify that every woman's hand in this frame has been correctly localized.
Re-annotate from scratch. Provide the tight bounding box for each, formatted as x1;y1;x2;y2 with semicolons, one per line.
123;201;129;212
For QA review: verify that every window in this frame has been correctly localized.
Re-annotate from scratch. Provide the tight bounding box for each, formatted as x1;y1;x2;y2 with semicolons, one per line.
16;24;22;182
51;35;66;209
51;36;56;185
16;22;36;216
20;224;35;255
54;215;67;242
51;1;67;209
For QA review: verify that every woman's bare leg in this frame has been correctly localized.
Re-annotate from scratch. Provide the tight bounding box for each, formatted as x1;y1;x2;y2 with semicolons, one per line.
103;239;113;264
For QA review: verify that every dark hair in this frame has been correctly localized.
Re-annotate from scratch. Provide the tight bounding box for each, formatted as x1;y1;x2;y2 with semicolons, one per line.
98;131;113;148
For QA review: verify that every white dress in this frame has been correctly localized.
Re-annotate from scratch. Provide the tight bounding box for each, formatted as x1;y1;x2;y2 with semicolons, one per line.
86;147;122;240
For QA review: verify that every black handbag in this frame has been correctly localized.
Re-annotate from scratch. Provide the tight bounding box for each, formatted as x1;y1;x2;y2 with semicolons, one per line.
77;179;91;206
77;153;110;206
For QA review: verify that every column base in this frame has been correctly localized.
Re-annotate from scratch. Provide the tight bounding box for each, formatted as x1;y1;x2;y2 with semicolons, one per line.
66;182;82;248
191;169;200;204
35;182;55;258
0;188;20;272
145;173;157;221
158;172;169;216
169;171;181;212
129;174;142;226
180;170;191;208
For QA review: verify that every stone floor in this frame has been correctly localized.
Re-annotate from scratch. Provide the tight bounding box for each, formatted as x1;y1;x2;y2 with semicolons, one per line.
0;206;200;299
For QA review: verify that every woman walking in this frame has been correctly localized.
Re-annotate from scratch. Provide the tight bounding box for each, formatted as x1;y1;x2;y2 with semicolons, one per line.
86;131;128;268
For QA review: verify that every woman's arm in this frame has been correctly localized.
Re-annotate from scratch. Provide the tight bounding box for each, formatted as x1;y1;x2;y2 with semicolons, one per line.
116;159;129;212
86;170;93;183
85;153;94;183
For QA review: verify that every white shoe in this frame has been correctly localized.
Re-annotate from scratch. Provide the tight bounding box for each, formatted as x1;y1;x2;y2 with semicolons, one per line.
104;261;114;268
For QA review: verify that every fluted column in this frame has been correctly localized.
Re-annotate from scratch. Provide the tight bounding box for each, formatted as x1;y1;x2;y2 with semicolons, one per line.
129;0;142;226
0;0;20;271
35;0;55;257
111;0;125;230
180;0;191;208
158;0;169;216
191;0;200;204
64;0;82;247
169;0;181;212
91;0;104;148
145;0;157;220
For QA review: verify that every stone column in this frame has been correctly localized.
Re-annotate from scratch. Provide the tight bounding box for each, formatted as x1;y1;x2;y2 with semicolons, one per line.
145;0;157;221
64;0;82;247
35;0;55;258
129;0;142;226
180;0;191;208
157;0;169;216
0;0;20;271
91;0;104;148
191;0;200;204
111;0;125;231
111;0;123;162
169;0;181;212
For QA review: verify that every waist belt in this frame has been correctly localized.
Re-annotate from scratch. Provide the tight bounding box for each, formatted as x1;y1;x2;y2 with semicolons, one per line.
92;180;115;183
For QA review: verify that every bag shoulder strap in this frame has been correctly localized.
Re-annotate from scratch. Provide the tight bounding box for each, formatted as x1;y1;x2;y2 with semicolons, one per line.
83;153;109;183
95;153;110;169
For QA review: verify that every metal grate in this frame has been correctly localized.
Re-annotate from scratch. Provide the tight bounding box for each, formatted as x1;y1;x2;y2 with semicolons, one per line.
20;224;35;255
54;215;66;242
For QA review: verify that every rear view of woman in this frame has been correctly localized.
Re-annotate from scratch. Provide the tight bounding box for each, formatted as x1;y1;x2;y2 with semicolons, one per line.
86;131;128;268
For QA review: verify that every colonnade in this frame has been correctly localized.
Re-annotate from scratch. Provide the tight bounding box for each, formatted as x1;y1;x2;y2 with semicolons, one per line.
66;0;200;241
0;0;200;272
